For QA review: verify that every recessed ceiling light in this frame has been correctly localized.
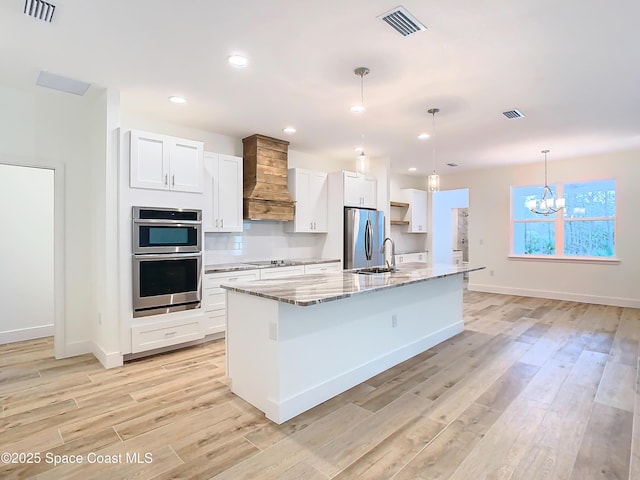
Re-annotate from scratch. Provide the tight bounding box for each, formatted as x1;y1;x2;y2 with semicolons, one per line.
168;96;187;104
228;54;248;67
350;104;365;114
417;133;430;140
282;126;296;134
408;167;417;172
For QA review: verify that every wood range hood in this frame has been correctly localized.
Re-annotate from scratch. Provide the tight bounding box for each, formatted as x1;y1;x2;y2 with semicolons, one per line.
242;134;295;221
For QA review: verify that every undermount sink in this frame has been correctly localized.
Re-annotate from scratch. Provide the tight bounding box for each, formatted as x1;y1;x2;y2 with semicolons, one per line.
354;266;396;275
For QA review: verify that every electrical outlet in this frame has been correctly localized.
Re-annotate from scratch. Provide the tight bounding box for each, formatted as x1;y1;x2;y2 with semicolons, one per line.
391;314;398;328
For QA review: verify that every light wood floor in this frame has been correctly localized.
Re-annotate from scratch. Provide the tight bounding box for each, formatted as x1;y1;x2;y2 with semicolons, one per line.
1;291;639;479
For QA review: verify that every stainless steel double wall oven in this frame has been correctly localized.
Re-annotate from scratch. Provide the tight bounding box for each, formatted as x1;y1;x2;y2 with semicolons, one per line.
132;206;202;317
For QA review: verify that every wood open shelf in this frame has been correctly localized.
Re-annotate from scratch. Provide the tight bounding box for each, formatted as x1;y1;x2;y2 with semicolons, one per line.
390;201;410;208
390;220;410;225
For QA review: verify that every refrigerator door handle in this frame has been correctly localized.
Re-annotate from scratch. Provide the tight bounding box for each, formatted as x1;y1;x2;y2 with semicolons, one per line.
364;219;372;260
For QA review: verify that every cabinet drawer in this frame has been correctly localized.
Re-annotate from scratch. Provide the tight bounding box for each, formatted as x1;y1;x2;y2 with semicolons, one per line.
131;318;203;353
304;262;342;274
259;265;305;279
204;269;259;289
202;289;226;311
203;311;225;336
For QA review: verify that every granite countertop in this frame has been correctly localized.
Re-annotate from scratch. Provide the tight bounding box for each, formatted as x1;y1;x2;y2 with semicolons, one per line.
204;258;340;274
221;263;485;307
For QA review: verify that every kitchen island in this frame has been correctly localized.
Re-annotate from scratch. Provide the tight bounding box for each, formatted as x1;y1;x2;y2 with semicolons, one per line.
222;263;484;424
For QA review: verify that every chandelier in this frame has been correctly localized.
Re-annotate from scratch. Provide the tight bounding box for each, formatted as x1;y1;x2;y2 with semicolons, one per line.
527;149;565;215
427;108;440;192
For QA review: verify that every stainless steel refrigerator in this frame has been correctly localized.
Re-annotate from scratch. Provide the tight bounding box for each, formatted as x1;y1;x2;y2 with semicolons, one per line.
344;207;385;269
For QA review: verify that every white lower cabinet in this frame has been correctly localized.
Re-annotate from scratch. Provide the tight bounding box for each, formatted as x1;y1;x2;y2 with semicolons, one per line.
202;263;340;336
396;252;428;264
304;262;342;274
131;315;203;353
259;265;305;279
203;269;260;335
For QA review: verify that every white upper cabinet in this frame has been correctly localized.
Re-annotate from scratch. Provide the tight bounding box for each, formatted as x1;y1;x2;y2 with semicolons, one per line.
129;130;203;193
285;168;328;233
203;152;243;232
401;188;428;233
343;171;376;208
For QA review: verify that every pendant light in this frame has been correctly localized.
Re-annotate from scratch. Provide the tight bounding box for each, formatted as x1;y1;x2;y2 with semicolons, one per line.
527;149;565;216
352;67;370;174
356;133;369;175
427;108;440;192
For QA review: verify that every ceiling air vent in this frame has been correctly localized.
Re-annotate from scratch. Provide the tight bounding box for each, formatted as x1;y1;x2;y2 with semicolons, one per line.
447;163;459;167
503;109;525;119
24;0;56;23
378;6;427;37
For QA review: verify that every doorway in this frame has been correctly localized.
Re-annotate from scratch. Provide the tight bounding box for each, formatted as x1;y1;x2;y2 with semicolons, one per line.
0;160;64;357
452;208;469;262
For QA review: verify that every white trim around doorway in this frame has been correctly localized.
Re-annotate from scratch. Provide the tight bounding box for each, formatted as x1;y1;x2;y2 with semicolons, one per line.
0;156;66;358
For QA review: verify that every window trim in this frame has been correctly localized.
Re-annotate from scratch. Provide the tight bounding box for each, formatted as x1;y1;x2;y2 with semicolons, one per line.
510;180;616;260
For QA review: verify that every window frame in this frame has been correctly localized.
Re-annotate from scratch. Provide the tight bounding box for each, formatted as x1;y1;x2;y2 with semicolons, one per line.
509;180;618;262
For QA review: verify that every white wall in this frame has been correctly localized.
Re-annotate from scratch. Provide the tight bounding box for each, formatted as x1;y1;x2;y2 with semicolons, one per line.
0;82;104;356
89;88;122;367
431;189;469;265
0;164;54;342
443;148;640;307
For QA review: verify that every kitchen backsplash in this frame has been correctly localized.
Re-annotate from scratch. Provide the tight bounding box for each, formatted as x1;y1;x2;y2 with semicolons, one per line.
204;221;324;264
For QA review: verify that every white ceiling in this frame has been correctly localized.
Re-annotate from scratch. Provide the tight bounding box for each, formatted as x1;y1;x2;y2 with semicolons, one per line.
2;0;640;174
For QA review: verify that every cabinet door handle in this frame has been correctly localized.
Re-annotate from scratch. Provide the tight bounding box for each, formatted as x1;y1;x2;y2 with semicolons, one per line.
172;174;175;186
220;218;224;228
164;174;168;186
215;219;219;228
164;331;177;337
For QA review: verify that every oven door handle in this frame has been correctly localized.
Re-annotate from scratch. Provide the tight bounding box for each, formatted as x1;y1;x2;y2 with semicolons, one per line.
133;252;202;260
133;219;202;226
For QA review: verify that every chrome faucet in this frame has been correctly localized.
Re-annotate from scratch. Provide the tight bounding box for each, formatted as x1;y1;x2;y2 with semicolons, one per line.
381;237;396;271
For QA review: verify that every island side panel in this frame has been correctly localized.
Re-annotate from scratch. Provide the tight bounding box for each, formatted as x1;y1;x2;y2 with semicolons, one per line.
227;274;464;424
226;292;281;417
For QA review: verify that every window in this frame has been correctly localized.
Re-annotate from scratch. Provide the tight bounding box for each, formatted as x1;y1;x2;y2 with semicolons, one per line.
511;180;616;258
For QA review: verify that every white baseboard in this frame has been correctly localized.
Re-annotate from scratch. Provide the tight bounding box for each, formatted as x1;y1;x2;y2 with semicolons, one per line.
58;340;93;358
92;343;124;369
0;324;54;344
265;321;464;424
469;283;640;308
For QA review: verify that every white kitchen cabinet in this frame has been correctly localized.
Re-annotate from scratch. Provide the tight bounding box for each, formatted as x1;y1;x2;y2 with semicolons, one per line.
343;171;376;208
400;188;428;233
304;262;342;274
203;269;260;335
203;152;243;232
259;265;305;280
396;251;428;264
131;314;203;353
285;168;328;233
129;130;203;193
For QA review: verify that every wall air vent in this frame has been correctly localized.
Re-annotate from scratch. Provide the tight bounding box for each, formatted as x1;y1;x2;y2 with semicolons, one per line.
503;109;525;119
24;0;56;22
378;6;427;37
